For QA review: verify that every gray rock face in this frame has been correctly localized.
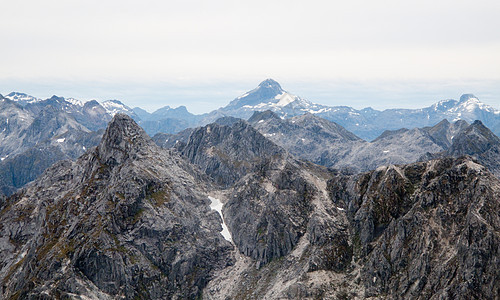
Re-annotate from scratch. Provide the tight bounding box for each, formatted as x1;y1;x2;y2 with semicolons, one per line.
421;120;500;177
174;120;286;187
156;117;333;270
328;157;500;299
0;114;233;299
248;110;476;173
248;111;365;169
0;101;104;195
1;87;499;299
223;160;317;268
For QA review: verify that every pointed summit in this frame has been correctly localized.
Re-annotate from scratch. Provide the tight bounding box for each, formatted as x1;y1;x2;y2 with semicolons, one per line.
258;78;283;91
247;110;281;123
98;113;155;166
449;120;500;155
459;94;478;103
226;79;285;109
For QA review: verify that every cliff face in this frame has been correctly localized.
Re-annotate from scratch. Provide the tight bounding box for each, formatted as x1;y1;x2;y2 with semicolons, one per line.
329;157;500;299
421;120;500;178
0;114;233;299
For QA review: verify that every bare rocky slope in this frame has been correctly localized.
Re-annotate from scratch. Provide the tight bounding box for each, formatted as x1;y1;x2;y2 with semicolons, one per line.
0;115;233;299
421;120;500;178
204;156;500;299
156;116;499;299
0;114;498;299
248;110;500;177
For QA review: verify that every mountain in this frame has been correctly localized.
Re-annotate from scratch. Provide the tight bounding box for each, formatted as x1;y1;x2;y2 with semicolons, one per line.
202;79;325;124
0;114;233;299
0;96;108;195
248;111;365;169
139;118;191;136
0;114;498;299
133;105;201;136
132;106;151;120
0;128;102;195
208;79;500;141
101;100;140;120
164;117;339;273
325;157;500;299
23;96;111;131
150;105;197;122
170;119;287;187
421;120;500;177
5;82;499;142
247;111;477;173
4;92;41;106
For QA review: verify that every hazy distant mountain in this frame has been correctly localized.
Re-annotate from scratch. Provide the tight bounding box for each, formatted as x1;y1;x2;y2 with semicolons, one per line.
421;120;500;177
4;80;499;141
207;79;500;140
0;95;108;195
132;106;151;120
247;111;493;173
133;105;201;135
201;79;327;124
101;99;140;120
4;92;41;105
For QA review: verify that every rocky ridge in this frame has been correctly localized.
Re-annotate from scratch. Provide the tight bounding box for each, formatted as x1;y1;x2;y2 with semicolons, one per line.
248;111;480;174
0;114;233;299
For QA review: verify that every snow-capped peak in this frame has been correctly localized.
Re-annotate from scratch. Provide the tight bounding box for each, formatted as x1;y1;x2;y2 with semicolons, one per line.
258;78;283;91
459;94;478;103
455;94;496;113
66;98;88;107
5;92;40;105
101;100;133;116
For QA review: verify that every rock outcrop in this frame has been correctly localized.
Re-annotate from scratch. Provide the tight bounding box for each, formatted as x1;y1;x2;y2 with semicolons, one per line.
0;114;233;299
328;156;500;299
421;120;500;177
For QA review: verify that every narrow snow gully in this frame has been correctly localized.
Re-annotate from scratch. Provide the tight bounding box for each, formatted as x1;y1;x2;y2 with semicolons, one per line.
209;196;233;242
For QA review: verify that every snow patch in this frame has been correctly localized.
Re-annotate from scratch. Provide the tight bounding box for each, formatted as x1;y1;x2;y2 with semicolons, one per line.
66;98;87;107
208;196;232;242
275;92;295;107
237;92;249;99
102;100;130;116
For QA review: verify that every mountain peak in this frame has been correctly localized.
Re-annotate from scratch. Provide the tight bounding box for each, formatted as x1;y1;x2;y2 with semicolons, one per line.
258;78;282;91
459;94;478;103
248;110;281;123
4;92;40;105
98;114;154;166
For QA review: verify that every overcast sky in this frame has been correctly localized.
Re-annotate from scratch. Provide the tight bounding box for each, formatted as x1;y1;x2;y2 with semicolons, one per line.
1;0;499;113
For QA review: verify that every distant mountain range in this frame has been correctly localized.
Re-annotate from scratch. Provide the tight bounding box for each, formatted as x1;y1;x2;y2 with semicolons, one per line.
5;79;500;140
201;79;500;140
0;80;499;196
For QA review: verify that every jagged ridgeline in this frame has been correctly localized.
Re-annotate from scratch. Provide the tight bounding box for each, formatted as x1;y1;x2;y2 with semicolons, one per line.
0;114;499;299
0;114;233;299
